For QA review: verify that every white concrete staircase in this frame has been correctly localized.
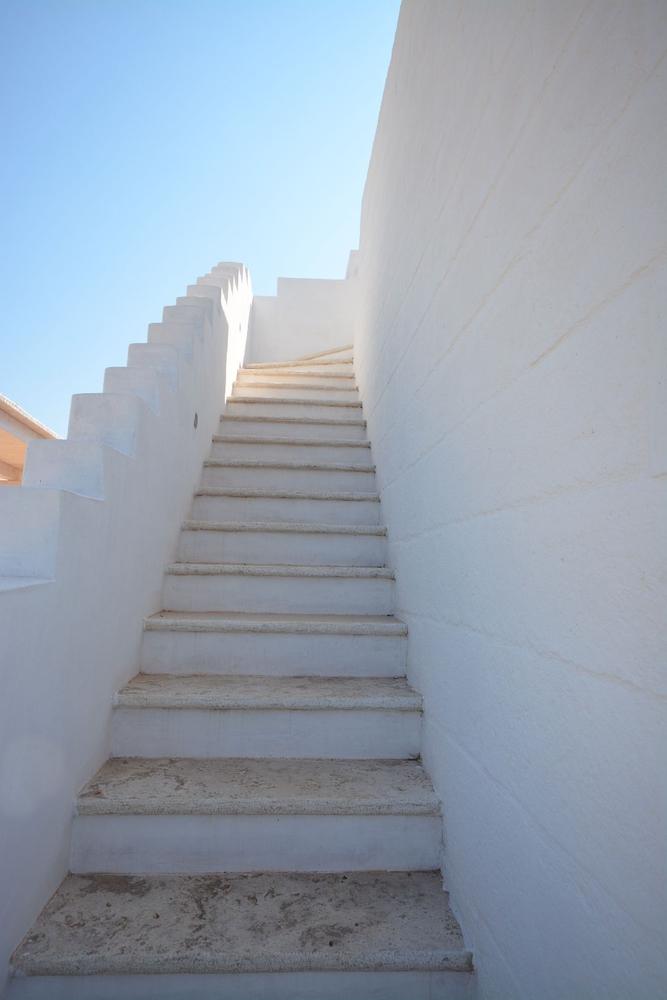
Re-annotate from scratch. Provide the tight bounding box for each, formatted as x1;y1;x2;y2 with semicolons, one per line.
10;345;472;999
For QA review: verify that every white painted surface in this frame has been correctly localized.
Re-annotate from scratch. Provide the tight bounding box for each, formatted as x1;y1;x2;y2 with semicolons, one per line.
162;566;395;615
0;263;252;992
177;522;386;566
111;706;421;759
248;278;352;363
8;970;474;1000
70;814;441;874
351;2;667;998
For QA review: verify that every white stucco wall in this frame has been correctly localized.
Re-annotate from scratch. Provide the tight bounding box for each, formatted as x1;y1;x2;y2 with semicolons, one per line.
0;263;252;993
248;277;352;362
352;2;667;998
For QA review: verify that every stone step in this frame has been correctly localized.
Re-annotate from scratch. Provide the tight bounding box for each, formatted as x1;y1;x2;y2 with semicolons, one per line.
191;488;382;526
237;370;357;385
224;397;363;420
140;611;408;676
111;674;421;759
70;758;441;874
10;871;471;1000
162;563;395;615
232;383;359;402
219;413;368;441
201;460;376;492
177;520;387;566
210;434;373;465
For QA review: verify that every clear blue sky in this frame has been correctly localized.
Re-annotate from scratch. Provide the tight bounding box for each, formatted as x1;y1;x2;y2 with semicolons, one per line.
0;0;399;435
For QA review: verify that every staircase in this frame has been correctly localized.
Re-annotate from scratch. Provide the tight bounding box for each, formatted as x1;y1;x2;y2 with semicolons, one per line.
10;345;472;999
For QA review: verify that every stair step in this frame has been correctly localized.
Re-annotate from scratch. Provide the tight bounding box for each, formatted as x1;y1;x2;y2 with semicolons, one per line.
10;870;471;998
225;398;362;420
238;368;356;381
140;611;408;676
71;758;440;873
115;673;420;710
191;488;382;525
219;414;368;441
178;520;387;565
111;675;422;759
163;562;394;615
210;435;372;465
201;460;375;492
232;383;359;401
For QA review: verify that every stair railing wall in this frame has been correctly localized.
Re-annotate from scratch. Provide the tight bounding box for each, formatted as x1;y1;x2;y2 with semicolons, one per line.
0;261;252;992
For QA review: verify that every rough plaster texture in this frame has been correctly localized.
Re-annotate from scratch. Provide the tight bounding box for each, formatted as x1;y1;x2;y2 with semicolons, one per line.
10;871;471;976
77;757;438;816
114;673;420;710
350;2;667;998
0;264;252;994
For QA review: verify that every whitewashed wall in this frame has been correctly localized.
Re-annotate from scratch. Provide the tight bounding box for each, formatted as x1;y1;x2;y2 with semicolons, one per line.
0;263;252;993
248;276;352;362
352;2;667;998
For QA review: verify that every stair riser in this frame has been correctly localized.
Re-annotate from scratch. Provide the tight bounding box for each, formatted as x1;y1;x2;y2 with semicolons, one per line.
224;401;362;420
162;574;395;615
7;970;475;1000
111;708;421;759
201;466;376;492
177;529;387;566
210;440;372;464
219;419;367;441
140;630;407;676
233;386;358;402
237;374;357;388
191;495;381;525
70;814;441;874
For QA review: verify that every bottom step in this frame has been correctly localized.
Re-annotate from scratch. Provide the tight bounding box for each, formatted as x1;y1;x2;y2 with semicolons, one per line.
10;872;473;999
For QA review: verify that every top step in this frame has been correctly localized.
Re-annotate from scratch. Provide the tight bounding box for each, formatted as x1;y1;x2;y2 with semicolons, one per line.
247;345;354;369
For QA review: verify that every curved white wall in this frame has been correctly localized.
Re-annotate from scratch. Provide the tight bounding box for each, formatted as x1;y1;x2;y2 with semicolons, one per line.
0;262;252;993
352;2;666;998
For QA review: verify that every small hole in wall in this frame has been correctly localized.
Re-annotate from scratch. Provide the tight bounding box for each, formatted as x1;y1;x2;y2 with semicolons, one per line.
193;412;198;429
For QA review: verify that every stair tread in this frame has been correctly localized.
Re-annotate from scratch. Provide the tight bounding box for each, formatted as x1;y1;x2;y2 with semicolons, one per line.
228;396;362;407
11;870;470;977
145;611;407;635
115;674;420;711
203;459;375;472
78;757;439;816
182;520;386;535
234;380;358;389
221;414;366;426
194;487;380;500
238;371;356;380
212;434;370;446
166;563;394;579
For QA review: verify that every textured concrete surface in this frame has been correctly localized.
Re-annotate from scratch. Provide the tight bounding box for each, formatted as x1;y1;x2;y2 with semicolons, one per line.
227;395;361;410
212;436;371;447
194;487;381;500
182;519;385;535
166;563;394;578
145;611;408;635
78;757;439;816
115;674;421;711
220;414;367;427
11;872;471;977
204;460;374;473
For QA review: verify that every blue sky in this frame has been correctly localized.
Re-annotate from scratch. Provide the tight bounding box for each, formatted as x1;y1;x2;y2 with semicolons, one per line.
0;0;399;435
